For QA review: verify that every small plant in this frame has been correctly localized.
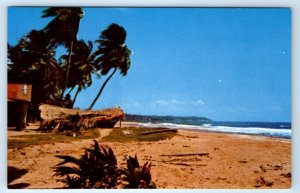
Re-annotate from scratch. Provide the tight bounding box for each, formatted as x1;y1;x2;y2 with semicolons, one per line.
53;140;120;188
53;140;156;189
121;155;156;188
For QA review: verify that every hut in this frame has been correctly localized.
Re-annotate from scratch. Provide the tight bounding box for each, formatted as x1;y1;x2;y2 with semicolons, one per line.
7;84;32;131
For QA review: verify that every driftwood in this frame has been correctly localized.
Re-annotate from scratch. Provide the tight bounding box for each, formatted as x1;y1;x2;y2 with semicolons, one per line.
141;129;178;135
162;162;192;167
160;161;207;167
255;177;273;187
39;104;124;132
160;153;209;157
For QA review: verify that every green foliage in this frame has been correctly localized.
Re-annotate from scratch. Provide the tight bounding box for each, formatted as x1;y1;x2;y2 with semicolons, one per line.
53;140;119;188
88;23;132;109
42;7;86;99
59;40;95;91
122;155;156;188
8;30;62;106
8;8;132;109
53;140;156;189
8;129;100;149
93;23;131;76
42;7;84;47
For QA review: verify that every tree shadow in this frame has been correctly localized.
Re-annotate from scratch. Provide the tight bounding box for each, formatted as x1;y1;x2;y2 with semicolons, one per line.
7;166;30;189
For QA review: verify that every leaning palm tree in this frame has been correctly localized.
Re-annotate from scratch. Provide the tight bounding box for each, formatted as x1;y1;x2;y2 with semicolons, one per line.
59;39;96;105
88;23;131;110
42;7;84;100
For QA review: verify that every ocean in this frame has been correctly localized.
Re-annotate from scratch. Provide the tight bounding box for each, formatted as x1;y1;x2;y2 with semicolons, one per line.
125;114;291;139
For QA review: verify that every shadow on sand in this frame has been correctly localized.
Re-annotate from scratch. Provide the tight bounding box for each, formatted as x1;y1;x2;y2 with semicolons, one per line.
8;166;30;189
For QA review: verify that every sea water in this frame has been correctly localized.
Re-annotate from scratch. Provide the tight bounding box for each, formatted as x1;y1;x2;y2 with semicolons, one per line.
135;120;291;139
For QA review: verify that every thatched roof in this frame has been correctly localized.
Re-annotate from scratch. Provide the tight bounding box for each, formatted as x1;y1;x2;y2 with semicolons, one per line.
39;104;125;130
39;104;124;121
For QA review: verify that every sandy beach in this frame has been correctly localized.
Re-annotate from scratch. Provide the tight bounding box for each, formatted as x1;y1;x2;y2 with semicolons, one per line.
7;121;291;189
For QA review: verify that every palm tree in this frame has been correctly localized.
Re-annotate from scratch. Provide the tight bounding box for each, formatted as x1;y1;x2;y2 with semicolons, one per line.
8;30;62;105
41;7;84;100
59;39;96;105
88;23;131;110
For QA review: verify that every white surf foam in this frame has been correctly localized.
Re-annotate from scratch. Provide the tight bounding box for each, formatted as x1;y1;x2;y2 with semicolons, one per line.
136;122;291;138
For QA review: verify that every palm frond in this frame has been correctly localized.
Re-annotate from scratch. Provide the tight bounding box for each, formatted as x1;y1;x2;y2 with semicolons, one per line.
53;166;81;177
55;155;82;166
92;23;132;77
42;7;84;46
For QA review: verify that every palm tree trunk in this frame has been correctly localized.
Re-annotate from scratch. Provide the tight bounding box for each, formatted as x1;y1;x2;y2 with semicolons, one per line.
88;67;117;110
67;86;75;95
72;86;81;105
61;40;74;100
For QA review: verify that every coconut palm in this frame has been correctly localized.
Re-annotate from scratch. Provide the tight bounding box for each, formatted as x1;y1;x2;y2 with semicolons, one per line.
59;39;96;105
42;7;84;99
88;23;131;110
8;30;62;105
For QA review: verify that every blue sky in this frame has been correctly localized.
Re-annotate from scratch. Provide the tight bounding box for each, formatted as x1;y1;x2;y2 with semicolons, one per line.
8;7;291;122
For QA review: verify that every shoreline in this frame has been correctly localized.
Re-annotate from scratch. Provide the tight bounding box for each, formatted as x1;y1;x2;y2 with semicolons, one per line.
120;121;292;141
8;121;291;189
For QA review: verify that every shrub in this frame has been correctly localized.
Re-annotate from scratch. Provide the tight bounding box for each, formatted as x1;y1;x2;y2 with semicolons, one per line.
53;140;119;188
121;155;156;188
53;140;156;189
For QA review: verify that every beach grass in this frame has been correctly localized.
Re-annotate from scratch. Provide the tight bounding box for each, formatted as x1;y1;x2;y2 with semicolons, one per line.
102;127;178;142
7;127;177;149
8;128;100;149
